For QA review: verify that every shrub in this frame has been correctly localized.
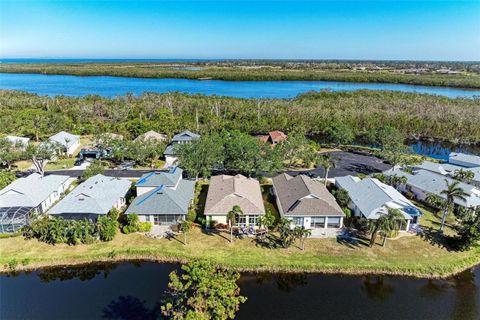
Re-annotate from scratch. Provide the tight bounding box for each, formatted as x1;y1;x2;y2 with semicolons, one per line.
121;213;151;233
342;207;352;218
138;222;152;232
6;259;18;271
97;216;118;241
187;207;197;222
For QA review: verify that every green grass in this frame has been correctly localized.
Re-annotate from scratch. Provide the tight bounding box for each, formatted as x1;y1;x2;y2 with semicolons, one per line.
1;205;478;277
45;158;76;170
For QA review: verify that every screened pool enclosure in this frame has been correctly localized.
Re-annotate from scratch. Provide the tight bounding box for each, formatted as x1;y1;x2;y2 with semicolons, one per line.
0;206;33;233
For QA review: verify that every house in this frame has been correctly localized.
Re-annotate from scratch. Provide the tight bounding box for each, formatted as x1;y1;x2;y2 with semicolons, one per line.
135;130;168;142
414;160;480;187
257;131;288;145
204;174;265;227
163;130;200;164
48;174;131;221
0;173;71;232
336;176;421;229
4;135;30;148
272;173;344;229
448;152;480;168
125;167;195;225
49;131;80;156
385;169;480;209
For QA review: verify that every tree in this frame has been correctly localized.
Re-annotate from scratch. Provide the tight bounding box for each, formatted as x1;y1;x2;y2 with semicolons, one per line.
439;180;469;232
369;207;405;247
455;207;480;251
294;226;312;251
223;131;261;176
0;138;23;170
425;193;446;211
257;209;275;234
323;121;355;146
82;160;105;180
278;218;296;248
25;142;57;176
96;215;118;241
317;154;336;185
179;220;193;245
161;260;247;320
227;205;242;243
453;168;475;183
333;188;350;208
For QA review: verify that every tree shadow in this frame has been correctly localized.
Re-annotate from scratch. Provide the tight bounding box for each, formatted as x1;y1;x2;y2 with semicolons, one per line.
418;227;455;251
336;230;370;249
102;295;161;320
254;233;283;249
200;228;231;242
361;276;395;301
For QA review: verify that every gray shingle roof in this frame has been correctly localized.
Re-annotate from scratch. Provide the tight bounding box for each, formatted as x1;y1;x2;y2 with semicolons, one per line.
49;131;80;148
204;175;265;215
0;173;70;208
415;161;480;184
449;152;480;168
135;130;168;142
171;130;200;142
163;144;177;156
272;173;343;217
385;169;480;208
49;174;131;215
335;175;418;219
125;179;195;215
136;167;183;187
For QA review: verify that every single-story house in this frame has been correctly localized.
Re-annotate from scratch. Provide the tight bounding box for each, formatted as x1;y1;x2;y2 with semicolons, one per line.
4;135;30;148
48;174;131;221
49;131;80;156
257;130;288;145
135;130;168;143
448;152;480;168
385;169;480;209
204;174;265;227
0;173;72;232
272;173;344;229
336;175;421;230
164;130;200;164
415;160;480;188
125;167;195;225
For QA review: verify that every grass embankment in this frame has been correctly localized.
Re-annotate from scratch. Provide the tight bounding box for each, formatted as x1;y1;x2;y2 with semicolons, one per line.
1;208;478;278
1;63;480;88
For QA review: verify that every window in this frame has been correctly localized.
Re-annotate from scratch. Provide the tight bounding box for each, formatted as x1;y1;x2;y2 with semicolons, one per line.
327;217;341;228
248;215;258;226
237;215;246;226
311;217;325;228
145;215;150;222
292;217;303;226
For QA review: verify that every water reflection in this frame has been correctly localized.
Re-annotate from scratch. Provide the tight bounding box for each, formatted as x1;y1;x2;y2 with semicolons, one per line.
36;263;120;282
361;276;395;301
102;296;160;320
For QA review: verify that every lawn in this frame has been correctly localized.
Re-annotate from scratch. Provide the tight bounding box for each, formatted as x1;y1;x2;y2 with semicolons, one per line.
45;158;77;170
1;206;479;277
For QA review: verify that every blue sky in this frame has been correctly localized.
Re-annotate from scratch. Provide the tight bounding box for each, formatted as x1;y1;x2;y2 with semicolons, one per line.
0;0;479;60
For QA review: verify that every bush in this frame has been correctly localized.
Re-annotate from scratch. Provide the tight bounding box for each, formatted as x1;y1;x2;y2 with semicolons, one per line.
187;208;196;222
138;222;152;232
121;213;151;233
342;208;352;218
97;216;118;241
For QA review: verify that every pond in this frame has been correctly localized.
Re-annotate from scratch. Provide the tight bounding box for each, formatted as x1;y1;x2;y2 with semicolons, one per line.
1;262;479;320
1;73;479;99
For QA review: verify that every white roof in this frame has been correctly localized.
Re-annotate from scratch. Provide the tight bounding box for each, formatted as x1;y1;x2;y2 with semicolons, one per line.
416;161;480;183
0;173;70;208
449;152;480;168
4;136;30;145
49;174;131;215
49;131;80;148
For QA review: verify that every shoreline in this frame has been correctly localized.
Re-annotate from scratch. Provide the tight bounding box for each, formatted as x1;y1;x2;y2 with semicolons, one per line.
2;254;479;280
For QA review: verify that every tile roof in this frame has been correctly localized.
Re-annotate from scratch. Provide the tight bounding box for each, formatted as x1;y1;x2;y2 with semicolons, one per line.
272;173;343;217
125;179;195;215
336;175;418;219
204;175;265;215
136;167;183;187
268;131;287;143
0;173;70;208
49;174;131;215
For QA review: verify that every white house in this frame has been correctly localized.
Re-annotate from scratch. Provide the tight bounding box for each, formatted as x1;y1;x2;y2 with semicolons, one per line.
272;173;344;230
49;131;80;156
4;135;30;149
336;176;421;230
163;130;200;164
48;174;131;221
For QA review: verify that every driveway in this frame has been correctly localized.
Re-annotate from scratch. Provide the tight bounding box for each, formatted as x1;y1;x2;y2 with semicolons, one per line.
286;151;392;178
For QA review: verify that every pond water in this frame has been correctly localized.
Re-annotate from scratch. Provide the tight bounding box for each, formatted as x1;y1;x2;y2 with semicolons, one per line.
1;262;479;320
1;73;479;99
409;140;480;160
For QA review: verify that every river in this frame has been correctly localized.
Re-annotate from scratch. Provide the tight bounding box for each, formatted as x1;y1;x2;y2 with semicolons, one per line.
1;262;479;320
1;73;479;99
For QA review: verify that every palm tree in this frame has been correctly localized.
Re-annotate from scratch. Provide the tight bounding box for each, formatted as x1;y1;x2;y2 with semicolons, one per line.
439;179;469;232
317;154;336;186
294;227;312;251
369;208;405;247
227;205;242;243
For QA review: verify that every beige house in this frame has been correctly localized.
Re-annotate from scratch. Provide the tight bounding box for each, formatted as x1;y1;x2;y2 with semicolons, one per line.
204;174;265;227
135;130;168;142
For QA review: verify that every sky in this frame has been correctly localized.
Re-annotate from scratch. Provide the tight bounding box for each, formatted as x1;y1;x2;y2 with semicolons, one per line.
0;0;479;61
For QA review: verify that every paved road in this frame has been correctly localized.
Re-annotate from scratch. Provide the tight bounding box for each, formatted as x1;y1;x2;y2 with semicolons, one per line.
45;151;391;179
286;151;392;178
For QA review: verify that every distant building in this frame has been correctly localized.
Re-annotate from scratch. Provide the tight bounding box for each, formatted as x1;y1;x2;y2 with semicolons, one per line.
135;130;168;142
48;174;131;221
49;131;80;156
272;173;344;229
126;167;195;225
204;174;265;227
0;173;72;232
163;130;200;164
336;175;421;229
448;152;480;168
4;135;30;148
257;131;288;145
